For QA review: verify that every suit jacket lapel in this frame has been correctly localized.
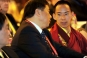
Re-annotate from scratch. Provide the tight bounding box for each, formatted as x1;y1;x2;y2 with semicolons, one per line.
2;50;9;58
43;29;54;44
25;20;56;54
24;20;40;34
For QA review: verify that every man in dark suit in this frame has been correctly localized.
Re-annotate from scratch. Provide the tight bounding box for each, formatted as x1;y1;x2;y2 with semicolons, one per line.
11;0;87;58
0;13;19;58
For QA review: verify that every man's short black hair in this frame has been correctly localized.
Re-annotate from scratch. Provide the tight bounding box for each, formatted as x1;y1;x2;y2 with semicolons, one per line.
22;0;49;22
0;12;6;30
53;1;72;13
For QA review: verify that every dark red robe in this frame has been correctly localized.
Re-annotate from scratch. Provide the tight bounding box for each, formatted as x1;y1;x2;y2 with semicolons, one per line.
50;23;87;54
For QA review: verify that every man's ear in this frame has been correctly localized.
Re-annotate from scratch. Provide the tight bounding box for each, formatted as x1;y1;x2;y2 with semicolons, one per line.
71;11;77;20
71;11;75;17
35;9;42;17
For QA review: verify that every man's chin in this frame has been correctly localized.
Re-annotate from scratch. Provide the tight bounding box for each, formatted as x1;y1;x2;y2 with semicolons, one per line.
61;25;68;28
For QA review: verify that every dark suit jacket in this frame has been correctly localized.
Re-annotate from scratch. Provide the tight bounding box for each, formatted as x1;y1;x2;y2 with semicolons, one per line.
11;21;85;58
1;46;19;58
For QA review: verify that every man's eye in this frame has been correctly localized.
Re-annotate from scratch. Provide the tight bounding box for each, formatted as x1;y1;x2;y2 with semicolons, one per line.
58;14;61;16
65;13;68;15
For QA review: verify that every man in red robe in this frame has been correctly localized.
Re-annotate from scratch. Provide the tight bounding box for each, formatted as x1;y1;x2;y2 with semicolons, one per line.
50;1;87;55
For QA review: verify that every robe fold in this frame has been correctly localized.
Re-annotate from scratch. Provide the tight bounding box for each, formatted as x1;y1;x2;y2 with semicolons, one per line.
50;23;87;54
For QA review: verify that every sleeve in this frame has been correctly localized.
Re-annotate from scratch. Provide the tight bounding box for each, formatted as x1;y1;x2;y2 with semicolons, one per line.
44;29;85;58
78;32;87;54
54;42;85;58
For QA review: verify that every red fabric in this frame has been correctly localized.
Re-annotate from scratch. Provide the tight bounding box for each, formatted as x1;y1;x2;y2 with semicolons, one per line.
50;23;87;54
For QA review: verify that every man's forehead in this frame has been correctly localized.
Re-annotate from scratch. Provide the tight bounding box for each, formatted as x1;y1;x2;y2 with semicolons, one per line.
0;0;10;2
55;4;70;11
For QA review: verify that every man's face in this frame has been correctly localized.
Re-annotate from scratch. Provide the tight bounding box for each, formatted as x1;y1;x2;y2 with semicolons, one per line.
39;5;52;29
53;4;73;29
0;19;10;46
0;0;10;13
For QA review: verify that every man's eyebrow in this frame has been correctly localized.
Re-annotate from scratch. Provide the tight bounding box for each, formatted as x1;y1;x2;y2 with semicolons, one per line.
57;11;70;13
65;11;69;13
57;12;61;14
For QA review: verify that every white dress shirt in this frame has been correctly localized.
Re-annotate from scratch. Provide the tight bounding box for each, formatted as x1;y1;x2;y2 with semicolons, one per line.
29;20;42;34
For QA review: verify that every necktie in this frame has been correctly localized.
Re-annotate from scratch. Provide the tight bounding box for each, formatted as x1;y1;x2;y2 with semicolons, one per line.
41;31;58;57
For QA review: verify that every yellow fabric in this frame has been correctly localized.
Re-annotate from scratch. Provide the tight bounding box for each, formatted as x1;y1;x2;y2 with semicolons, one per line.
58;34;67;46
7;18;16;36
5;14;16;36
0;51;4;58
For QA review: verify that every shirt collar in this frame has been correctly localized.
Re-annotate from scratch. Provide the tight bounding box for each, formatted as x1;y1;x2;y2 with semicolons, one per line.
29;20;42;34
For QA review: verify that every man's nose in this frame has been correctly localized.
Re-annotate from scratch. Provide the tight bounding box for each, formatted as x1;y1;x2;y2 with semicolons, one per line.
61;15;65;20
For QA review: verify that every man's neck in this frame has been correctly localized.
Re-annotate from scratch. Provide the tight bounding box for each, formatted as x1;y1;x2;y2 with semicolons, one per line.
60;26;71;34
